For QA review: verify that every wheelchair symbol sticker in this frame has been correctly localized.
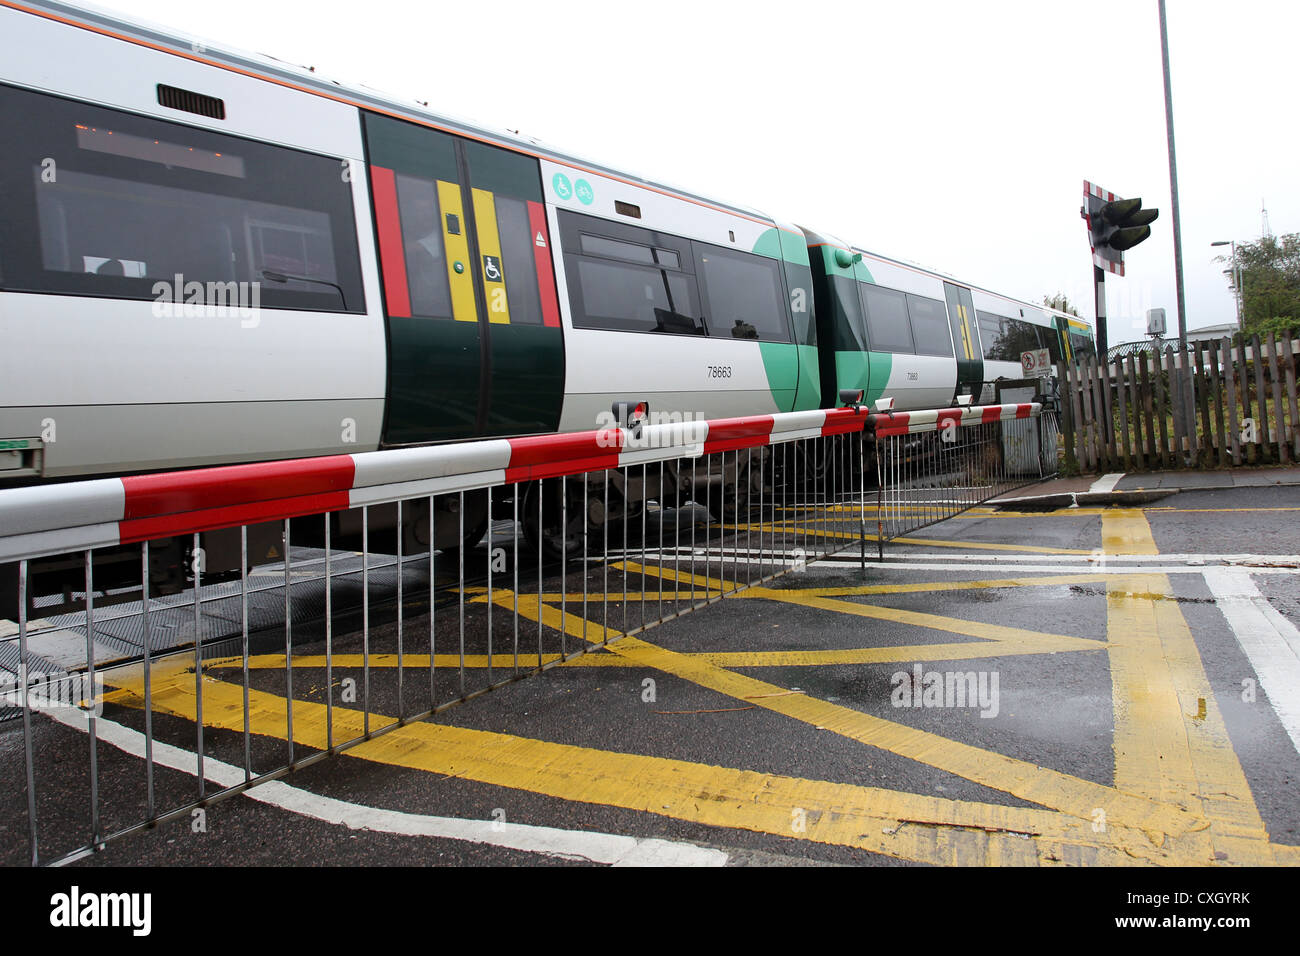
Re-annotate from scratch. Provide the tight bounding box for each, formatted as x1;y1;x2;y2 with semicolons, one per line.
482;255;503;282
551;172;572;200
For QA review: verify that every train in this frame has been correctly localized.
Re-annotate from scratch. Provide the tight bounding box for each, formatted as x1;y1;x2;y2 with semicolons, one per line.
0;0;1092;600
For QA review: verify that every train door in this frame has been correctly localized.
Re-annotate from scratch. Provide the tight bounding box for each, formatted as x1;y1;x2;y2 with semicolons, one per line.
943;282;984;400
462;141;565;437
364;113;564;443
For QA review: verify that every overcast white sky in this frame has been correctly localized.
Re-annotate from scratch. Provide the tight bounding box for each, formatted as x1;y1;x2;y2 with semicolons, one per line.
92;0;1297;341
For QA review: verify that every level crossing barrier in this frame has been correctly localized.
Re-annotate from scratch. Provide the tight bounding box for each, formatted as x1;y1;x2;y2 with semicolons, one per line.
0;399;1052;865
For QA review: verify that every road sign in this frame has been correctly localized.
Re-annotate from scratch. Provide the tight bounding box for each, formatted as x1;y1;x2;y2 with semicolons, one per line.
1021;348;1051;378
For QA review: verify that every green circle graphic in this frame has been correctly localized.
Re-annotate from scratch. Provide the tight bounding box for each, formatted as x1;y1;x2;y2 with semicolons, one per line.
574;179;594;205
552;172;573;200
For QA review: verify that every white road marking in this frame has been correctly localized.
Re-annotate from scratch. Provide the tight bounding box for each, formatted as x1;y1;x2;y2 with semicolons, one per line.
1089;473;1125;493
818;552;1300;564
807;562;1299;576
806;556;1294;572
1202;567;1300;757
40;707;728;867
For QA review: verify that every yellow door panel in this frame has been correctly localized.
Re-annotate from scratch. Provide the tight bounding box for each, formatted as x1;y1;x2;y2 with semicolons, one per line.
956;304;974;360
438;180;478;323
471;188;511;325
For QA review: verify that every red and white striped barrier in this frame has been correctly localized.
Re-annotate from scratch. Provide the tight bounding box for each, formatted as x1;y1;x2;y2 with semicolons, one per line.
0;403;1038;561
867;403;1038;438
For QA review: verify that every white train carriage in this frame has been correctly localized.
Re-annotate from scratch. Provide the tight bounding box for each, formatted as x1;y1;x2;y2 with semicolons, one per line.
0;0;1092;592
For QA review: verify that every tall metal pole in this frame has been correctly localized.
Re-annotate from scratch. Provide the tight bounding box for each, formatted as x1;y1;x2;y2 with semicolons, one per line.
1158;0;1187;352
1159;0;1193;465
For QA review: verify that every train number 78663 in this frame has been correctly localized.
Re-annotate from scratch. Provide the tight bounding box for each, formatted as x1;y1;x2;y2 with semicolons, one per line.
707;365;733;379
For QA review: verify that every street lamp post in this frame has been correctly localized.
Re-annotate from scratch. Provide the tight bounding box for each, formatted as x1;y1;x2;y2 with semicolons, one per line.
1211;240;1243;332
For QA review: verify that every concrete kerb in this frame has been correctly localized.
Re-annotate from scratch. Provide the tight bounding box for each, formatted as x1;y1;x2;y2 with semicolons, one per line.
992;470;1300;512
991;489;1180;512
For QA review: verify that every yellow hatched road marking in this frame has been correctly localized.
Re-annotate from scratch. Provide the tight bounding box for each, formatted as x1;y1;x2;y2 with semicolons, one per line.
221;625;1096;673
617;560;732;594
742;587;1102;650
485;592;1201;839
1101;509;1277;864
84;504;1295;865
99;657;1183;866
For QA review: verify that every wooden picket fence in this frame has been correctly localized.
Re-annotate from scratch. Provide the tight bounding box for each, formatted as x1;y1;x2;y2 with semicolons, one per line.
1058;334;1300;474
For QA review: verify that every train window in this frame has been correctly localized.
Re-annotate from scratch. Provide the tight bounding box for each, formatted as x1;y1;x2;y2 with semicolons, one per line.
827;276;868;351
393;173;454;319
365;113;459;319
559;208;702;335
578;234;682;272
0;83;364;312
859;283;915;353
1042;328;1063;363
694;243;790;342
581;234;655;265
569;256;703;334
1070;331;1096;358
906;294;953;357
979;311;1046;362
977;311;1006;359
492;193;544;325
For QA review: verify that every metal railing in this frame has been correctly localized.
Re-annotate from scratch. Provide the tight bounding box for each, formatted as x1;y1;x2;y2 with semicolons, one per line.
0;401;1051;865
868;404;1060;553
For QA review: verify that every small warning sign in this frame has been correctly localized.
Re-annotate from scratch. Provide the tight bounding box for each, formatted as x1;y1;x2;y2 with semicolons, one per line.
1020;348;1051;378
535;232;547;247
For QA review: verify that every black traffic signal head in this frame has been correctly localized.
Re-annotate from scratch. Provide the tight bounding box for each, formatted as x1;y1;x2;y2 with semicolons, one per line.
1109;224;1152;252
1083;181;1159;276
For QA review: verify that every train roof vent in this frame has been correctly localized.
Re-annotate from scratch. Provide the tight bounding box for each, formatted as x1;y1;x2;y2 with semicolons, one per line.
156;84;226;119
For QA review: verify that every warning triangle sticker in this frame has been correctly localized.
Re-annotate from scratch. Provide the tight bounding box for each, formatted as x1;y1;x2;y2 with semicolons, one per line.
535;232;547;247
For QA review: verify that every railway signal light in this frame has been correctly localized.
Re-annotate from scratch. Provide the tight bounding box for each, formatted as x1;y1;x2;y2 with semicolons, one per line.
1082;180;1160;358
1106;201;1159;253
1082;181;1159;277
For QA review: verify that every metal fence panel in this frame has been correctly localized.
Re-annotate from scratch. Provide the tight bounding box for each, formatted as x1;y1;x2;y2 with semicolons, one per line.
0;402;1051;864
